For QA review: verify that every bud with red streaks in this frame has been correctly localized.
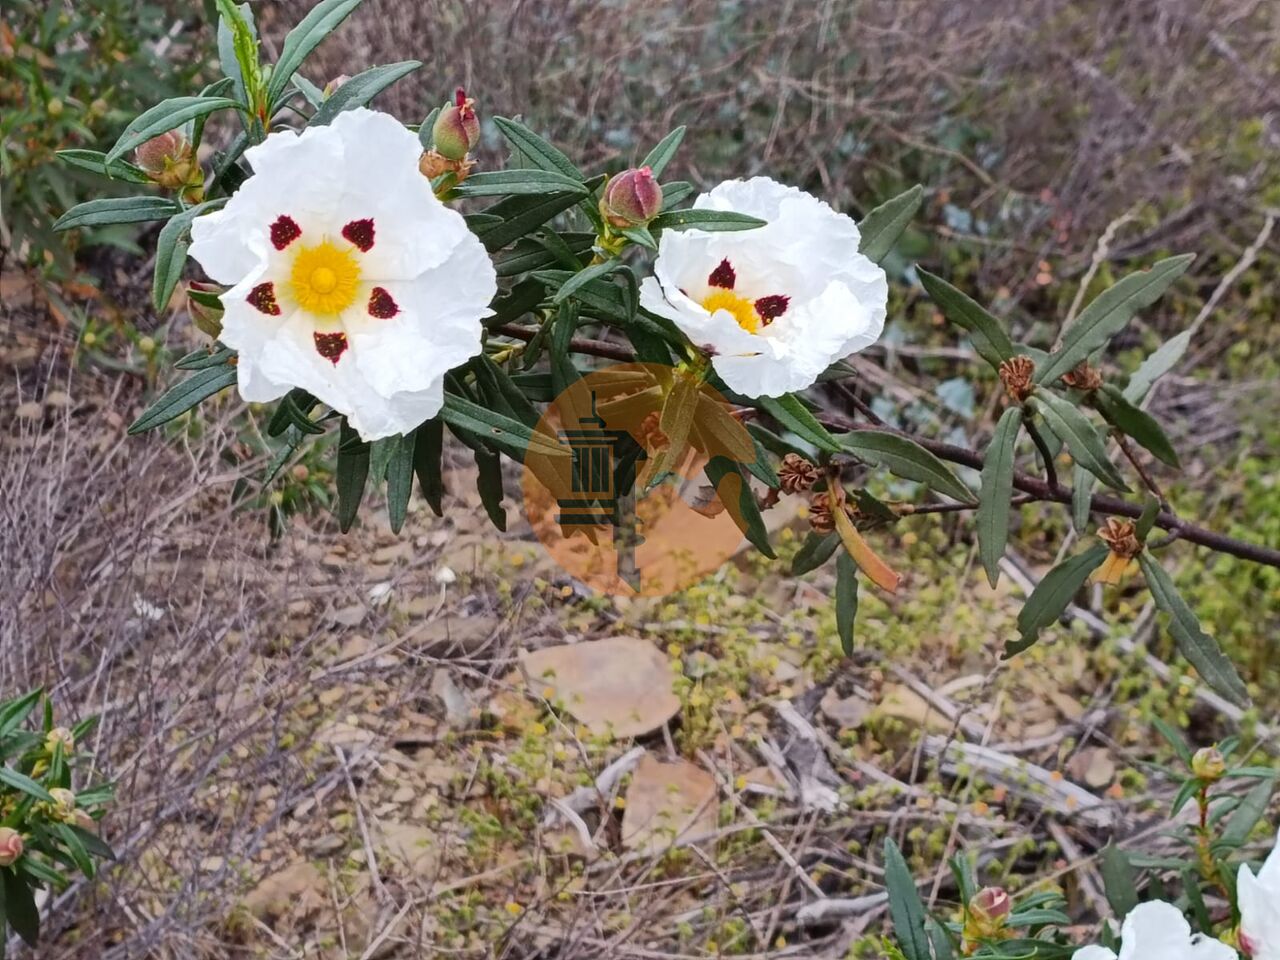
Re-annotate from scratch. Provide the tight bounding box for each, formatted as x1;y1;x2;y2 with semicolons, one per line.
601;166;663;227
135;130;199;193
433;87;481;161
0;828;22;866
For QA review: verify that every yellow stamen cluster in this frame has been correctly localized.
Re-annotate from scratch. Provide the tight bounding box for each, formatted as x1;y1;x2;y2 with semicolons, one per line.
701;289;762;334
289;240;361;316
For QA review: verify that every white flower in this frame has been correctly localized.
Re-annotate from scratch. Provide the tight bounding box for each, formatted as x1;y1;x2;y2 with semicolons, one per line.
1239;827;1280;959
1073;901;1237;960
189;108;496;440
639;176;887;398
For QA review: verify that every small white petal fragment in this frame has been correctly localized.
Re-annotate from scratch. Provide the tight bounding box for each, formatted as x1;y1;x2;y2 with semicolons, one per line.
1071;900;1237;960
1238;826;1280;960
640;176;888;398
188;109;496;441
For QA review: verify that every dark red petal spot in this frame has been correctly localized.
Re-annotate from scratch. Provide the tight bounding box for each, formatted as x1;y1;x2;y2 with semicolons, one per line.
313;331;349;364
368;286;399;319
270;215;302;251
708;258;736;289
247;282;281;316
754;294;790;325
341;218;375;252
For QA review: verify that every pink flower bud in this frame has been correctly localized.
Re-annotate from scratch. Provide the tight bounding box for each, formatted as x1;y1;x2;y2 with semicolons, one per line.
969;886;1012;922
322;75;351;99
601;166;663;227
134;130;199;192
0;828;22;866
432;87;481;161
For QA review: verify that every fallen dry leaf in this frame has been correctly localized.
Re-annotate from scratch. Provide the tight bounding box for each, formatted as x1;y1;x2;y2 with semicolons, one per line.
621;753;718;855
518;637;680;738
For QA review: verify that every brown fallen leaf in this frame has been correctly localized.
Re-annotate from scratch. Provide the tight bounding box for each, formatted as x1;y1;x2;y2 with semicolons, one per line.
621;753;718;855
518;637;680;738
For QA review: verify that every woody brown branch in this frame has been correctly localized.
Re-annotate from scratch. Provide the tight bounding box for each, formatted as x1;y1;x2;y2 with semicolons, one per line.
491;329;1280;570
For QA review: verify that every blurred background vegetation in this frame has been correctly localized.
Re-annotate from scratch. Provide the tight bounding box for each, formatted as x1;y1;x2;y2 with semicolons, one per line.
2;1;1279;956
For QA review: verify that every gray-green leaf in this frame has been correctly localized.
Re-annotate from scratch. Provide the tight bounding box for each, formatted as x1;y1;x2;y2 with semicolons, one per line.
1008;543;1109;656
106;96;240;165
857;184;923;264
917;268;1017;369
837;429;973;503
978;407;1021;587
1029;391;1129;491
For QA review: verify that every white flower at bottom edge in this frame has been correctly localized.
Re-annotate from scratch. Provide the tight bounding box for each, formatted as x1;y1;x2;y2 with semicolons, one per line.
1239;826;1280;960
639;176;887;399
1073;901;1238;960
189;108;496;441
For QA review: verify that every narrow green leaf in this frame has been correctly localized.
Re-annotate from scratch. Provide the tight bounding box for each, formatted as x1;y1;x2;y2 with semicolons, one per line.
493;116;586;183
553;259;622;304
266;388;323;436
647;370;702;486
1071;465;1094;532
650;209;765;233
53;823;94;879
835;553;859;655
705;456;775;559
494;233;593;278
1029;391;1129;491
0;767;54;802
660;181;695;211
56;149;150;184
128;364;237;434
837;430;973;503
792;531;839;575
1136;495;1161;541
474;191;589;252
1220;777;1274;848
926;917;957;960
857;184;923;264
54;196;180;232
67;825;115;862
883;838;931;960
412;419;445;516
640;125;686;177
267;0;367;108
106;97;240;165
292;73;325;107
336;420;370;532
1139;553;1249;707
1008;543;1109;656
385;433;415;533
153;200;224;312
978;407;1021;587
1124;330;1191;403
475;448;507;532
0;689;42;737
1036;255;1195;384
307;60;421;126
451;168;589;199
917;268;1016;369
216;0;259;108
757;394;842;453
3;868;39;946
439;394;566;462
1094;384;1180;468
617;224;657;250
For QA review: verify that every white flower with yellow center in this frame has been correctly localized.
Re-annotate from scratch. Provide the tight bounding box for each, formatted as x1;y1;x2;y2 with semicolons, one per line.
639;177;888;398
1239;827;1280;960
189;108;496;440
1073;901;1236;960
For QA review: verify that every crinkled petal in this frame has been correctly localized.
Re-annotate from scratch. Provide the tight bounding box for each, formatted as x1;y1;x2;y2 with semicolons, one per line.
1239;854;1280;960
1072;948;1118;960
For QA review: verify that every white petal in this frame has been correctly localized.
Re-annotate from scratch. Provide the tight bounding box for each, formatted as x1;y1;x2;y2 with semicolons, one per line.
1073;948;1118;960
1239;857;1280;960
1117;901;1219;960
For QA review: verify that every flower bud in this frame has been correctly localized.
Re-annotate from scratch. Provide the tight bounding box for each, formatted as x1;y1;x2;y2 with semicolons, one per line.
41;787;78;823
45;726;74;754
322;74;351;99
601;166;663;228
1191;746;1226;783
0;828;23;866
187;281;225;339
135;130;200;192
969;887;1012;923
432;87;480;161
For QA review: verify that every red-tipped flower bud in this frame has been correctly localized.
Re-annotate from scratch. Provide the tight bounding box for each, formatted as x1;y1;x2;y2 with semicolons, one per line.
969;887;1012;922
322;74;351;99
601;166;663;227
0;828;23;866
433;87;481;161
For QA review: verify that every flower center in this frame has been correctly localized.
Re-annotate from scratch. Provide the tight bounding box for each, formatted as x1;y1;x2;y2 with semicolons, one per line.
701;289;762;334
289;240;361;316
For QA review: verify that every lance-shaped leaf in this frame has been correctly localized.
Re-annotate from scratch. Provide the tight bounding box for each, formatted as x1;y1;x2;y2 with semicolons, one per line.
54;196;180;232
1124;330;1191;403
383;433;415;533
661;181;696;211
1029;391;1129;490
1036;254;1194;384
128;363;238;434
917;268;1016;370
793;531;839;575
153;200;225;311
451;168;589;199
106;97;240;165
553;259;623;304
307;60;421;126
1100;843;1140;920
0;767;54;802
475;447;507;531
267;0;367;108
1220;776;1274;850
474;191;592;252
335;420;370;532
1093;384;1180;468
832;503;900;593
978;406;1021;587
1071;464;1094;532
56;149;150;184
1138;553;1249;707
495;232;594;278
705;456;775;558
645;369;702;488
4;867;40;946
857;184;923;265
413;418;445;516
835;552;859;655
493;116;587;183
757;394;842;453
439;394;566;462
1007;542;1109;656
883;838;931;960
216;0;259;107
640;125;687;177
837;429;973;503
650;209;765;234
